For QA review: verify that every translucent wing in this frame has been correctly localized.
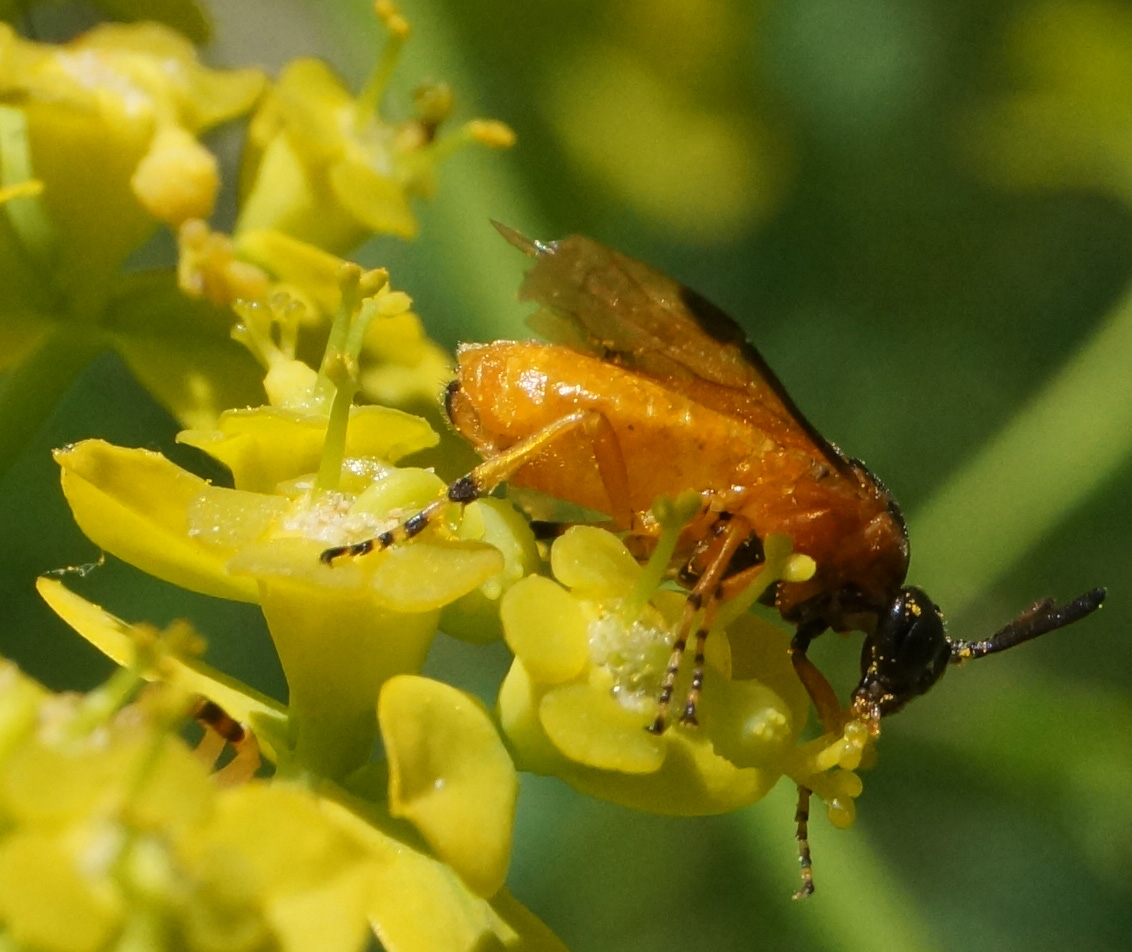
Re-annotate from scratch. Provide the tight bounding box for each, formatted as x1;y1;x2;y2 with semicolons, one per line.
494;222;854;478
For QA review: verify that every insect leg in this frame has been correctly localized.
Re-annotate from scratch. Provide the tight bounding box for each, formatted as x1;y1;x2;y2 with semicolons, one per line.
192;697;261;785
789;623;843;735
582;409;634;528
650;596;698;733
651;514;752;733
321;407;633;562
679;597;723;727
792;785;816;899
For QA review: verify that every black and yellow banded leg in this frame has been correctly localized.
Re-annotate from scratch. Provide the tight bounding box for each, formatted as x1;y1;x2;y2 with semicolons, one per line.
192;697;261;785
649;514;753;734
680;599;721;728
649;595;707;734
320;408;634;564
793;785;816;899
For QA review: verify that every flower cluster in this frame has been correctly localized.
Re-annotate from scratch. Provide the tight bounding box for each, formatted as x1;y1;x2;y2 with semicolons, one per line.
498;519;870;823
6;3;883;948
0;623;554;952
0;0;511;464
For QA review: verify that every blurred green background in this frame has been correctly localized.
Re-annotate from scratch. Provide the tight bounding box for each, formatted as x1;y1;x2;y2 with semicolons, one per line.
2;0;1130;949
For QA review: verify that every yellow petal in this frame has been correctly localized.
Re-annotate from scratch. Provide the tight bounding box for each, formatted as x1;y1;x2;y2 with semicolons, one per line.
35;577;287;761
724;613;811;729
550;525;641;597
328;160;418;238
352;466;446;518
462;499;540;598
538;683;664;774
369;541;505;613
248;58;352;161
55;440;259;602
237;129;365;254
442;499;541;644
500;576;590;683
177;405;438;493
360;319;453;408
380;676;517;897
71;23;266;131
0;660;49;761
0;830;122;952
696;672;796;770
488;889;571;952
235;228;347;316
189;784;373;952
322;795;560;952
501;660;782;815
496;660;563;776
184;485;289;550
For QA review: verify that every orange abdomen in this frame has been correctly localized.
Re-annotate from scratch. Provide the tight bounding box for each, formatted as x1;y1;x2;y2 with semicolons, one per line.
453;341;908;614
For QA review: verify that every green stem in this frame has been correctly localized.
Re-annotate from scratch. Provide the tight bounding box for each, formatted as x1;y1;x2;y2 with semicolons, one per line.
621;491;701;622
314;364;358;493
355;9;409;125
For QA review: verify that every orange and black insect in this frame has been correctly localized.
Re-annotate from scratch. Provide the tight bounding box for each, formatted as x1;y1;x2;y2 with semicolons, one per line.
322;223;1105;895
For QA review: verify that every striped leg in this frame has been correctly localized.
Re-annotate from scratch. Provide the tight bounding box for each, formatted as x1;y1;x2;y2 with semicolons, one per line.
792;785;816;899
192;697;261;786
320;407;633;564
649;514;753;734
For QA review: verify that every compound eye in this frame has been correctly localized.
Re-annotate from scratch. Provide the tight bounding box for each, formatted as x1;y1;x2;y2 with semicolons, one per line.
884;588;947;676
858;587;950;714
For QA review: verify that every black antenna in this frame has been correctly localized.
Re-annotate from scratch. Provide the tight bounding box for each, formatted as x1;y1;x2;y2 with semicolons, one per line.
950;587;1106;663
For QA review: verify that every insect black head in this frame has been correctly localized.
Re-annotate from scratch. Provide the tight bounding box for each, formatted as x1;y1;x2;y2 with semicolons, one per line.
852;585;1107;723
852;587;950;721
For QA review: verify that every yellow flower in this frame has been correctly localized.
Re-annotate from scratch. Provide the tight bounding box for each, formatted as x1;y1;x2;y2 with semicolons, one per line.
53;428;509;780
0;652;560;951
0;20;266;467
176;219;457;421
0;10;514;463
236;0;514;252
497;517;871;823
50;259;517;781
0;21;264;303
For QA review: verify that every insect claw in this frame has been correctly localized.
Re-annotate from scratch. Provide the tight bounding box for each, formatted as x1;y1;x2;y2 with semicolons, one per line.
679;703;699;727
646;714;667;735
